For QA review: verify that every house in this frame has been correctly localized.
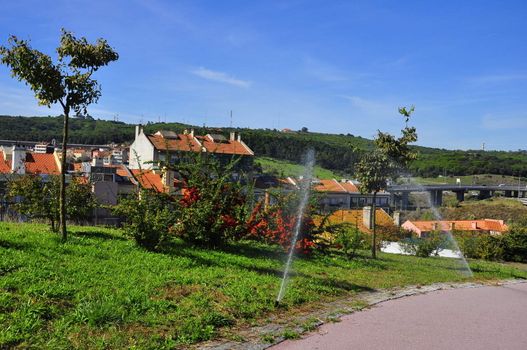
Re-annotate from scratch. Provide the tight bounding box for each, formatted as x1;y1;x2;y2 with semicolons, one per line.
316;207;397;234
401;219;509;237
129;125;254;170
307;178;390;210
0;146;61;175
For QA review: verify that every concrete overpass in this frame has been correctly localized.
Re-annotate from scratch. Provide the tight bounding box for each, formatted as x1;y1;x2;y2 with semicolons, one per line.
387;184;527;209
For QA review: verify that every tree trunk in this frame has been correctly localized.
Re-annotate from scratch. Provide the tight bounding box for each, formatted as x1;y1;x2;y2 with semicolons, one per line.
371;192;377;259
59;110;69;241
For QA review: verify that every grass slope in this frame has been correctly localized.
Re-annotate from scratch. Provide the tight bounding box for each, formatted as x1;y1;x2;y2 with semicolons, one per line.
255;157;340;179
1;223;526;348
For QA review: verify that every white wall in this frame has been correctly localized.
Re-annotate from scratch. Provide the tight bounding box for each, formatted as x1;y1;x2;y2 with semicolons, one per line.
128;131;154;169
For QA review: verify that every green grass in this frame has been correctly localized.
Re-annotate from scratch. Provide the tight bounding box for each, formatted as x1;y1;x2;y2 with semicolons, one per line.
256;156;340;179
1;222;526;349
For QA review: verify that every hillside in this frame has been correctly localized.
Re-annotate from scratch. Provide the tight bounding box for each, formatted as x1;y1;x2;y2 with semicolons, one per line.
2;115;527;177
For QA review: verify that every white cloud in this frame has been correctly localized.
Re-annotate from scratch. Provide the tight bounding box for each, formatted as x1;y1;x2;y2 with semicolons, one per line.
191;67;251;88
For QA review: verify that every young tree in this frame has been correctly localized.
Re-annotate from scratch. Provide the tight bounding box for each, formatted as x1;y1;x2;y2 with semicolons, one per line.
355;106;418;258
0;30;118;240
8;175;59;230
8;175;96;230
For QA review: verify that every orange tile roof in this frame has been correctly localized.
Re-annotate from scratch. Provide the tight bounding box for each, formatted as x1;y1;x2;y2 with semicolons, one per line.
130;169;181;193
0;152;10;173
147;134;202;152
130;169;164;192
0;151;60;175
24;153;60;175
314;179;359;193
314;208;395;234
146;132;253;156
402;219;508;236
198;135;253;156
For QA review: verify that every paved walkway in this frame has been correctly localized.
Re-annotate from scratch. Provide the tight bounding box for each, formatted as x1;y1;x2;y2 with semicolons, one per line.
270;282;527;350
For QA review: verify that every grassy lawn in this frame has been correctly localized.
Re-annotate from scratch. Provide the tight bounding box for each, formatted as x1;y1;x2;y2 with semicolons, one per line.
1;222;526;349
255;156;340;179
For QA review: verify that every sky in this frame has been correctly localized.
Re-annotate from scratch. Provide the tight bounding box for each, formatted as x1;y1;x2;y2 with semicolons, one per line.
1;0;526;151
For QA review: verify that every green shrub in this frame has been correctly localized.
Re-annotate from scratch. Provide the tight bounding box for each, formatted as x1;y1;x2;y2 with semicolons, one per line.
112;190;174;250
334;224;366;259
504;226;527;262
400;232;449;258
476;234;505;261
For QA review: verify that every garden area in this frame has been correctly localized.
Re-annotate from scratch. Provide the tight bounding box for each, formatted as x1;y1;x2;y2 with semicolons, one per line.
1;222;526;349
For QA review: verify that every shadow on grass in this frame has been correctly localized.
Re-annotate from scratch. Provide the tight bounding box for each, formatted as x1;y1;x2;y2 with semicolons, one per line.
0;238;30;250
164;244;374;294
72;230;127;241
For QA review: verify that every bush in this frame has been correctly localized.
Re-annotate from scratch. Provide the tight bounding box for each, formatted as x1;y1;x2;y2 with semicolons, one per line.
504;226;527;262
112;190;174;250
334;224;366;259
400;232;449;258
169;154;251;247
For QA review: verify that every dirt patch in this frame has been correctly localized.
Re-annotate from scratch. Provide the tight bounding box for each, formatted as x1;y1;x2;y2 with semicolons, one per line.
152;283;203;301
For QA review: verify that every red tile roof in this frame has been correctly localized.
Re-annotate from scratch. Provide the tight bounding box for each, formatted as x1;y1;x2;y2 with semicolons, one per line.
130;169;165;192
314;179;359;193
147;134;202;152
402;219;508;236
146;132;253;156
130;169;181;193
198;135;253;156
314;208;395;234
0;152;10;173
24;153;60;175
0;151;60;175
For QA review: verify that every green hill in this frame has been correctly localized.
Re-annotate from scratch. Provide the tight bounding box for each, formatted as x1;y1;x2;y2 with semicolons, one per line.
2;115;527;177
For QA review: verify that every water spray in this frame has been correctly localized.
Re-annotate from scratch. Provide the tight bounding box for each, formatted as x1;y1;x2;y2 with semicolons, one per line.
275;149;315;305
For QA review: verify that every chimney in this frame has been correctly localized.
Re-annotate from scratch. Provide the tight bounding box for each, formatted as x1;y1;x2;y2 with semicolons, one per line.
162;168;175;192
363;206;372;230
237;133;241;142
471;222;478;229
11;146;26;174
135;124;143;138
432;222;438;231
230;132;236;141
393;211;401;226
264;191;270;210
190;129;194;137
450;222;455;231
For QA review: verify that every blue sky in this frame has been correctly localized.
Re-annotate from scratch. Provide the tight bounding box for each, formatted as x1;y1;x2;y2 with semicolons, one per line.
1;0;526;151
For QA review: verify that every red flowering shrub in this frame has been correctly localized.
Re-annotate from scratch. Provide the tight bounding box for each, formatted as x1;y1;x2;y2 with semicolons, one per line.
247;203;317;255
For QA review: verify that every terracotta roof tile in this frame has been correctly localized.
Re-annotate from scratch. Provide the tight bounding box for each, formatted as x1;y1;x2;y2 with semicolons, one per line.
314;179;360;193
314;208;394;234
147;134;202;152
402;219;508;236
0;152;10;173
0;151;59;175
24;153;60;175
199;136;253;156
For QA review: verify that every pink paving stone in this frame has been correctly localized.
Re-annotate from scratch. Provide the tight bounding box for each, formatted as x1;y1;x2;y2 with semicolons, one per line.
270;282;527;350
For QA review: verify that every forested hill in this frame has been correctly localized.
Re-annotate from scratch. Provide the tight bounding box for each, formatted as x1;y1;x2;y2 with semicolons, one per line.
2;115;527;177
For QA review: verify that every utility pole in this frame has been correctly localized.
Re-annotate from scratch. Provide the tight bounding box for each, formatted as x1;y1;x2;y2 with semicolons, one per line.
230;110;233;128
